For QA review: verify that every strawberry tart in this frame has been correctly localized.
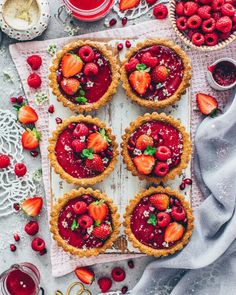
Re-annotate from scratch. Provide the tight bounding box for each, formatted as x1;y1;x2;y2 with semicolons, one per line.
49;40;119;112
121;113;191;183
120;39;192;109
50;188;120;256
124;186;194;256
48;116;118;186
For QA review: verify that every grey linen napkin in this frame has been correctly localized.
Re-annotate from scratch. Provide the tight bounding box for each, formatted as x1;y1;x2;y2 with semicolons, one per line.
131;91;236;295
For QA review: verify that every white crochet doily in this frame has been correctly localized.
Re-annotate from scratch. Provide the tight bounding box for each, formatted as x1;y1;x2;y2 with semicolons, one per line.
113;0;168;20
0;109;36;217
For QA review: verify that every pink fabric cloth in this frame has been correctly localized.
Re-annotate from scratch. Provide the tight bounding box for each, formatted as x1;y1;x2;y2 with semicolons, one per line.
9;19;235;277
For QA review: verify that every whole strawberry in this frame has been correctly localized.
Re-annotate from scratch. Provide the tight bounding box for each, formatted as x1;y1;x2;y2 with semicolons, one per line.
85;154;105;173
26;55;42;70
152;65;169;82
92;223;111;240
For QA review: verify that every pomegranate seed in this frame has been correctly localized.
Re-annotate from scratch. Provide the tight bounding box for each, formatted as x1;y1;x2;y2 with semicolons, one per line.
14;234;20;242
184;178;192;185
55;117;62;124
17;96;24;104
57;74;62;83
81;77;87;84
30;150;39;158
121;286;128;294
149;233;155;239
117;43;124;51
39;248;47;256
13;203;20;212
158;229;162;234
179;182;186;190
109;18;117;27
92;125;99;132
68;123;76;130
149;84;154;91
175;199;181;206
48;104;54;113
149;206;155;212
128;260;134;268
122;17;128;26
10;97;17;103
10;244;16;252
183;218;187;223
125;40;131;48
95;53;100;59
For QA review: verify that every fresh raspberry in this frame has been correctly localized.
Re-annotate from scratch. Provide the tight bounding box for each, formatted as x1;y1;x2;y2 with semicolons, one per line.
0;154;10;169
85;154;105;173
27;73;42;89
232;15;236;29
125;58;139;72
176;16;188;30
225;0;236;4
153;4;168;19
73;123;89;137
205;32;219;45
84;63;98;76
202;18;216;33
216;16;232;32
219;32;231;39
146;0;158;4
31;237;46;252
141;52;158;68
187;14;202;29
155;146;172;161
71;139;86;153
199;0;212;4
157;212;171;227
171;206;186;221
198;5;212;19
188;29;198;38
154;162;169;177
184;1;199;16
14;163;27;177
191;32;205;46
26;55;42;70
78;214;93;229
212;0;225;11
78;46;95;62
73;201;87;215
111;267;126;282
98;278;112;293
25;221;39;236
175;2;185;15
221;3;235;16
212;11;222;21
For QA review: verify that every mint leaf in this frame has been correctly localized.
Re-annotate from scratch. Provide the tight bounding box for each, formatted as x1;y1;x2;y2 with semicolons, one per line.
99;128;111;143
81;148;94;159
147;214;157;226
136;63;147;71
76;96;87;104
144;145;156;156
71;219;79;231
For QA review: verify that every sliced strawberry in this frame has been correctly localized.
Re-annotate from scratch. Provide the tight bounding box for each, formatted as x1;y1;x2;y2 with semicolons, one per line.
21;196;43;217
129;70;151;96
75;267;95;285
136;134;154;151
196;93;219;116
120;0;141;11
18;105;38;124
88;200;109;225
164;222;184;243
87;129;110;153
92;223;111;240
21;128;41;150
85;154;105;173
60;78;80;96
133;155;155;175
61;53;83;78
150;193;169;211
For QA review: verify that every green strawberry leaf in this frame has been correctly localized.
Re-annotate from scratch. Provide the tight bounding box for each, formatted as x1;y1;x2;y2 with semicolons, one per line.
94;220;101;227
81;148;94;159
99;128;111;143
144;145;156;156
71;219;79;231
136;63;147;71
76;96;87;104
147;214;157;226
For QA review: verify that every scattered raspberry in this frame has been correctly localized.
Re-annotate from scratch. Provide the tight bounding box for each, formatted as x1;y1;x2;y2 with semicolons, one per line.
191;32;205;46
25;221;39;236
31;237;46;252
0;154;10;169
198;5;212;19
212;0;224;11
202;18;216;33
176;16;188;30
111;267;126;282
98;277;112;293
84;63;98;76
184;1;199;16
187;14;202;29
14;163;27;177
205;32;219;45
26;55;42;70
216;16;232;32
153;4;168;19
175;2;185;15
27;73;42;89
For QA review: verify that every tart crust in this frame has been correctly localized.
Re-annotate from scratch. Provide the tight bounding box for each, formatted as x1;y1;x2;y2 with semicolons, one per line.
50;188;121;257
49;40;120;113
124;186;194;257
121;112;192;183
48;115;118;186
120;39;192;109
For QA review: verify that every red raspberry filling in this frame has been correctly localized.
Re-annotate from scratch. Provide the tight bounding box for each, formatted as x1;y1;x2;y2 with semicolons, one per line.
212;61;236;86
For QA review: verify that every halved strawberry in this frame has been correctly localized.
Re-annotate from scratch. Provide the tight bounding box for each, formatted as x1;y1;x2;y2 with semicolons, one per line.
150;194;169;211
129;70;151;96
17;105;38;124
61;53;83;78
120;0;141;11
136;134;154;151
21;128;41;150
87;129;110;153
75;267;95;285
85;154;105;173
164;222;184;243
88;200;108;225
21;196;43;217
60;78;80;96
196;93;220;116
133;155;155;175
92;223;111;240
